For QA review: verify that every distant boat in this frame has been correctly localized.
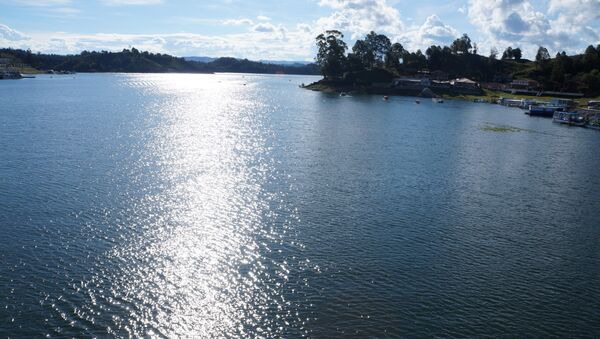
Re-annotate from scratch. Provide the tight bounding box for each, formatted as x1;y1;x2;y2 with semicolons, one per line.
553;111;586;127
432;98;443;103
383;95;389;101
340;92;347;97
415;100;420;104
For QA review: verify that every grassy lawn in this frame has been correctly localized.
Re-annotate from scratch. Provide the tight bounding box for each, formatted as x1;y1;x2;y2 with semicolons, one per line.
17;67;44;74
443;89;600;107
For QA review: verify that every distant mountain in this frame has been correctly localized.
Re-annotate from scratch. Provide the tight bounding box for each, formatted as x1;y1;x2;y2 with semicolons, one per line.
199;57;320;75
186;56;312;67
258;60;312;67
184;56;218;63
0;48;321;76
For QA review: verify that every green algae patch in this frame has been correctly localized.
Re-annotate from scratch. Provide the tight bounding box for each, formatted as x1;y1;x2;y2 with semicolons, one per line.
481;124;524;132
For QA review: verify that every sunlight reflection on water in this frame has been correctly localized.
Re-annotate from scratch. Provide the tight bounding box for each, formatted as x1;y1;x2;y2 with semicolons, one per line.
3;73;600;338
76;74;309;337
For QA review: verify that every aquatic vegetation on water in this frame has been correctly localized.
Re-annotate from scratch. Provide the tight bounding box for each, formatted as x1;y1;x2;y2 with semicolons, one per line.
481;124;523;132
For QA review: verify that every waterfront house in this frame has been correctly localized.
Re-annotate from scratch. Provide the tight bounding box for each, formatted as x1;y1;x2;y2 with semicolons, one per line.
510;79;539;91
451;78;479;90
549;98;575;109
588;101;600;109
393;76;431;89
431;80;452;89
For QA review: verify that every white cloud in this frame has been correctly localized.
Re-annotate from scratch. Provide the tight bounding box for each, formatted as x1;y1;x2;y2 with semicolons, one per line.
3;0;598;61
252;23;277;32
402;15;460;50
102;0;163;5
548;0;600;23
0;28;316;61
251;22;287;37
11;0;71;6
316;0;405;39
0;23;30;41
296;23;312;33
223;18;254;26
467;0;600;58
313;0;462;53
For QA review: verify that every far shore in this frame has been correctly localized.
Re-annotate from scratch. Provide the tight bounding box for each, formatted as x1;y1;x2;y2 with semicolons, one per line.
302;80;600;107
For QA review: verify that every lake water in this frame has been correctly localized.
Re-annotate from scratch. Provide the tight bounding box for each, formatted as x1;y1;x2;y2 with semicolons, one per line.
1;73;600;337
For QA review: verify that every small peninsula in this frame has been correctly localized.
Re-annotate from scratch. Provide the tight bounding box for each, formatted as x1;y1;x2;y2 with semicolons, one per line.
305;30;600;101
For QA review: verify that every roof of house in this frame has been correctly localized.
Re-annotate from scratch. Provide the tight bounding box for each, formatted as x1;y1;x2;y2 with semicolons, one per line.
453;78;477;84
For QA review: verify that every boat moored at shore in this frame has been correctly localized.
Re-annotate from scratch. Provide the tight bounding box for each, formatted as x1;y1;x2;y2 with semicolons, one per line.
553;111;586;127
527;105;563;117
0;69;22;80
587;113;600;130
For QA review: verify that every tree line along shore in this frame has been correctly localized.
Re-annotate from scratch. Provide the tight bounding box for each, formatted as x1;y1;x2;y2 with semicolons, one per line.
307;30;600;101
0;48;319;75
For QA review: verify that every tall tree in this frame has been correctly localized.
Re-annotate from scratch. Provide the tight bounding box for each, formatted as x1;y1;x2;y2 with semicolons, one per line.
346;52;365;72
552;52;566;85
583;45;599;71
352;39;375;70
384;42;404;72
489;47;498;60
364;31;392;67
450;34;472;54
502;47;513;60
315;30;348;79
535;46;550;63
513;48;522;61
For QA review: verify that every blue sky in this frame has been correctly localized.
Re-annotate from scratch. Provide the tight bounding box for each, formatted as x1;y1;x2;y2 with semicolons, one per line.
0;0;599;60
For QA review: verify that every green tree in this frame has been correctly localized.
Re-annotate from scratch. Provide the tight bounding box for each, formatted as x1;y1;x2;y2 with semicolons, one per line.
583;45;598;71
315;30;348;79
502;47;513;60
364;31;392;67
352;39;374;70
450;34;472;54
346;52;365;72
551;52;566;85
489;47;498;60
535;46;550;63
384;42;404;72
513;48;522;61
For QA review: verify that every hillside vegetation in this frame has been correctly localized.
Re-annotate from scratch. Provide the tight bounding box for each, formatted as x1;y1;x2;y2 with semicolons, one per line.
313;31;600;96
0;48;320;75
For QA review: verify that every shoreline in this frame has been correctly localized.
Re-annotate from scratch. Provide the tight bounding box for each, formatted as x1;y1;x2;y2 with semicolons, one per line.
302;80;600;106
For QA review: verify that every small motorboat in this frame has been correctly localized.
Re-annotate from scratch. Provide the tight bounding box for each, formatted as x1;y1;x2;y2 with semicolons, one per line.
383;96;389;101
415;100;420;104
553;111;586;127
340;92;347;97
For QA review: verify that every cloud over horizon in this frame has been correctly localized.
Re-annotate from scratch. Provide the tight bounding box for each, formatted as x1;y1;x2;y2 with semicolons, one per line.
1;0;599;60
